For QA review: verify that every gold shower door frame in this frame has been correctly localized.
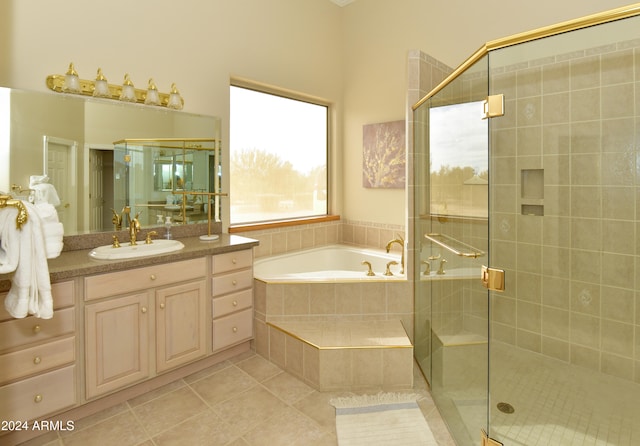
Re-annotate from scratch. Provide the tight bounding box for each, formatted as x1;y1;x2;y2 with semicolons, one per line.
413;4;640;446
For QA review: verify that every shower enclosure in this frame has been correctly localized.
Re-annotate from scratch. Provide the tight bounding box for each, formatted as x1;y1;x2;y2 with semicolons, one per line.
413;4;640;445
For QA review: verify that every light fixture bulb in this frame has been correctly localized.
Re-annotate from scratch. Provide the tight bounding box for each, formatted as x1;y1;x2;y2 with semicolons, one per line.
144;78;160;106
167;83;183;110
63;62;81;94
119;73;137;102
93;68;111;98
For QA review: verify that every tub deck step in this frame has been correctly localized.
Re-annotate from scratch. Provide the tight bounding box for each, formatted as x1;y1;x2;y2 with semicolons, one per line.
265;319;414;391
270;320;412;349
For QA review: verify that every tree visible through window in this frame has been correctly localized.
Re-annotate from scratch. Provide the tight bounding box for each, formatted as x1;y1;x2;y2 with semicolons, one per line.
229;85;328;225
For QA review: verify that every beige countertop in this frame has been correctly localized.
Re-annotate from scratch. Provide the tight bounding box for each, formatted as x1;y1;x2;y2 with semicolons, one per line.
0;233;259;292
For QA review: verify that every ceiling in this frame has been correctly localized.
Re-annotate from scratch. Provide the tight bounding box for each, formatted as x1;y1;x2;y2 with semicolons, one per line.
330;0;356;6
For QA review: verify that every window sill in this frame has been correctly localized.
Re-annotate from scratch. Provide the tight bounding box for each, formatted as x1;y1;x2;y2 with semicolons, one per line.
229;215;340;233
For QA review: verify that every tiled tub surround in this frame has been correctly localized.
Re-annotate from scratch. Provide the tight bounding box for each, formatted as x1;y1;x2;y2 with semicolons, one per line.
253;245;415;392
235;219;406;260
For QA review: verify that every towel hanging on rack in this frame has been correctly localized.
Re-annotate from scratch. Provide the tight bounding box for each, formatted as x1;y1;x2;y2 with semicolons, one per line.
0;201;53;319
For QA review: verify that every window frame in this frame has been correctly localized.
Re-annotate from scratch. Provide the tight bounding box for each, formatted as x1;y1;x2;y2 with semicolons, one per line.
228;79;332;231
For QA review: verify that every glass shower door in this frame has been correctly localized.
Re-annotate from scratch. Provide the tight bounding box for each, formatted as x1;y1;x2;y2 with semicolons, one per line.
414;54;492;446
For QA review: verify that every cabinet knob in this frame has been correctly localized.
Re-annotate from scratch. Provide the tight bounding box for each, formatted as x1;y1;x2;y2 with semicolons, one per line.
34;394;43;403
232;280;237;286
33;356;41;365
232;327;238;333
159;303;165;309
141;307;147;314
232;300;238;307
150;274;157;280
33;325;41;334
232;258;237;264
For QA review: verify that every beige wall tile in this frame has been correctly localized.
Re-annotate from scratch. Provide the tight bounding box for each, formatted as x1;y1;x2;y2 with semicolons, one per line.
541;337;569;361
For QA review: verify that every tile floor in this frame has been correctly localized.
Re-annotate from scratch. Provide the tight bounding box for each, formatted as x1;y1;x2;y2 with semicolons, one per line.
18;350;455;446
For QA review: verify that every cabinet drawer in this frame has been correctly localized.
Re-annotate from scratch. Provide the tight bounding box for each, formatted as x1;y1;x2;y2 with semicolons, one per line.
0;307;75;353
212;249;253;274
212;308;253;351
85;257;206;300
212;270;253;296
0;365;76;422
212;289;252;318
0;280;75;322
0;337;75;385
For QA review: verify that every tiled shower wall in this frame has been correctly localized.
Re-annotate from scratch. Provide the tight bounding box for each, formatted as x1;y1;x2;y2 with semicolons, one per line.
488;38;640;383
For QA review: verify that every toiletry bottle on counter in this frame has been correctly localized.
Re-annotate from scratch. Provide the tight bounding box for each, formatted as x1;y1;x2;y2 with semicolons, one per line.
165;216;172;239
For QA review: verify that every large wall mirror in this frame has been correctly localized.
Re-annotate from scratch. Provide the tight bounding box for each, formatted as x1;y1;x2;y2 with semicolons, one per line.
0;87;221;235
113;138;221;229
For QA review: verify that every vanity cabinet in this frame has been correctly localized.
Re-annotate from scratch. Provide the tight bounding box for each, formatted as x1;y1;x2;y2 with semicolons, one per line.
211;249;254;352
0;281;77;422
84;292;150;399
84;257;207;399
155;279;207;372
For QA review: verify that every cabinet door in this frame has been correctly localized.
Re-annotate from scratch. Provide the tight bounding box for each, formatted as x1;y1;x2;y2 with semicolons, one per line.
156;280;207;372
85;293;150;399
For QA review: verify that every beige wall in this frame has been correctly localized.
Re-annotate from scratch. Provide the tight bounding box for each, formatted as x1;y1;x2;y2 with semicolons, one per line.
340;0;635;227
0;0;633;228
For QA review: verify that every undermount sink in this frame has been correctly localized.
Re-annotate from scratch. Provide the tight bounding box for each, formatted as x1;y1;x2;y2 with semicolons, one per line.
89;239;185;260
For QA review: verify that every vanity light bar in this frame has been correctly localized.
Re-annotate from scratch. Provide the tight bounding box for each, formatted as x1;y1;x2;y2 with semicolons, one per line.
46;63;184;110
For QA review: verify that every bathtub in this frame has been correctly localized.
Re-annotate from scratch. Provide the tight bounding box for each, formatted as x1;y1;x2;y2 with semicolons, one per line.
253;244;413;390
253;244;404;282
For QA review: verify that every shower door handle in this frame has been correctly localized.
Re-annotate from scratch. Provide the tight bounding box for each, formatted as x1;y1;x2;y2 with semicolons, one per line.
481;265;505;292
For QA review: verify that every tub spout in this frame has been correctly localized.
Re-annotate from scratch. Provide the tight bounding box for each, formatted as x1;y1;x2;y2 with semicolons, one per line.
385;234;405;274
361;260;375;276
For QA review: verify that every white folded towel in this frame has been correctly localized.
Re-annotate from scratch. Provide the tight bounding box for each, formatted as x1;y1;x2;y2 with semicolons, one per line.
1;202;54;319
33;203;64;259
0;208;19;274
29;176;61;207
34;203;58;222
31;184;61;207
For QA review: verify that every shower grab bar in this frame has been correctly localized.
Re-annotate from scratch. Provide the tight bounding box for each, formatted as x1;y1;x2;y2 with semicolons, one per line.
424;233;484;258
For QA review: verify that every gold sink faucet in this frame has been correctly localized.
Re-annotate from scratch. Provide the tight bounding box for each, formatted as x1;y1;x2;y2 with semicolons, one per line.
145;230;157;244
129;211;141;245
111;206;129;231
385;234;405;274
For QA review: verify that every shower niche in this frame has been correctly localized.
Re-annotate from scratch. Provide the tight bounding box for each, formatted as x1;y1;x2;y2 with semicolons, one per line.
520;168;543;216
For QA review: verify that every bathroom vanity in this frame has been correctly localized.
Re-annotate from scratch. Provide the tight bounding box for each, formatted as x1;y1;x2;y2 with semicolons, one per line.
0;233;258;445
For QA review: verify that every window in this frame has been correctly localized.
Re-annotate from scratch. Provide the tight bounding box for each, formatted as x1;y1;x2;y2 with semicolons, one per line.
229;84;328;226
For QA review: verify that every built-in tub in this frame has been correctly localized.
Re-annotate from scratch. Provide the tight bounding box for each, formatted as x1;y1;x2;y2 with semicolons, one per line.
253;244;404;282
252;244;414;390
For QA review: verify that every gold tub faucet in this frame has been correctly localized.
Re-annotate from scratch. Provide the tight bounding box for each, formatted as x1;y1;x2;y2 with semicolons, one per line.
385;234;405;274
437;258;447;275
361;260;375;276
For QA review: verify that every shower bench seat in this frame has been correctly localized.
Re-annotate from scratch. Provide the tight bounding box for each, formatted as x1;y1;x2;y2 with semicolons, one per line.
264;319;414;391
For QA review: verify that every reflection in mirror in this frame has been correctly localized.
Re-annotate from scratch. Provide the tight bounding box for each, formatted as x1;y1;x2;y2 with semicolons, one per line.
0;87;221;236
112;139;221;229
429;100;488;218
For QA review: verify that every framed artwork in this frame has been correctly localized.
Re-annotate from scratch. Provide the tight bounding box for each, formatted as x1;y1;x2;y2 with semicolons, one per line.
362;120;405;189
